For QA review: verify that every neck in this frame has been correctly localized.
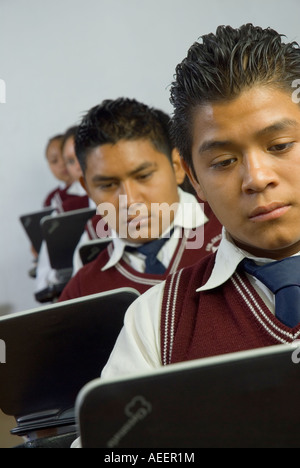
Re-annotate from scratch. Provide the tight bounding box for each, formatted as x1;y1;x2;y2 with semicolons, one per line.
232;238;300;260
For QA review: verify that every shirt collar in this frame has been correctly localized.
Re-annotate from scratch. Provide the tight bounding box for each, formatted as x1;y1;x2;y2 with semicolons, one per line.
173;187;208;229
101;188;207;271
65;181;96;208
197;227;300;292
66;180;87;196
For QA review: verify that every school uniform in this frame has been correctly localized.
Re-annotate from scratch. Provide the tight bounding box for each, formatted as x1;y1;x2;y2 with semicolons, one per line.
59;188;222;301
43;183;70;211
59;181;90;212
101;228;300;380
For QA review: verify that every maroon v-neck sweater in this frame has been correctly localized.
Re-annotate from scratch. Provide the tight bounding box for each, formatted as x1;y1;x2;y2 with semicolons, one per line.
161;254;299;366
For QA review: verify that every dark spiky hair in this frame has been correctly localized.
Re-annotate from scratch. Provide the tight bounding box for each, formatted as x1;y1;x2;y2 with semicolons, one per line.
75;98;173;173
170;23;300;172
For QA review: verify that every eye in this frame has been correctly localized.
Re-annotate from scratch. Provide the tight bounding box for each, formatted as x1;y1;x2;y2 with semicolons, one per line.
137;171;153;181
268;142;294;152
211;157;237;170
98;182;117;191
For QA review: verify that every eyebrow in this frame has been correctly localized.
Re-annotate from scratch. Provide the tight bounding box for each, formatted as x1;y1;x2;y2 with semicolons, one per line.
255;118;299;137
198;118;300;154
91;162;157;183
198;139;231;154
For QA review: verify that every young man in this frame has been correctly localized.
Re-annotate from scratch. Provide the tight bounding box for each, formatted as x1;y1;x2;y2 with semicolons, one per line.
59;98;222;301
100;24;300;380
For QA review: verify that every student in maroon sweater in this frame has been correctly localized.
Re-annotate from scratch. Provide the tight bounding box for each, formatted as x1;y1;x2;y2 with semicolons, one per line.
30;134;72;258
101;24;300;380
35;126;92;296
59;98;222;301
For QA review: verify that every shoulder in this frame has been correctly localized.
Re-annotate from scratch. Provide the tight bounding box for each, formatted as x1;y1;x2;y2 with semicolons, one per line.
43;186;60;207
59;247;111;301
75;246;111;277
62;195;89;212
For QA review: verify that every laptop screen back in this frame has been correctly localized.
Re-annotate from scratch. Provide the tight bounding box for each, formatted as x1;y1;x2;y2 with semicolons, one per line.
76;344;300;448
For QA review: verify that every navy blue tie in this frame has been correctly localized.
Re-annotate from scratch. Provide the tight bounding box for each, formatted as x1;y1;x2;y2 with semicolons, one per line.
126;234;172;274
241;257;300;328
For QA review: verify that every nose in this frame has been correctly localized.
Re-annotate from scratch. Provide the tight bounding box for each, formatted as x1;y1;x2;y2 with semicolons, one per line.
120;180;143;207
60;161;68;171
241;151;278;194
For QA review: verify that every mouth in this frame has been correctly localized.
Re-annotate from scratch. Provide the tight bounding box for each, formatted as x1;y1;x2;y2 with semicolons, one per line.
249;203;291;222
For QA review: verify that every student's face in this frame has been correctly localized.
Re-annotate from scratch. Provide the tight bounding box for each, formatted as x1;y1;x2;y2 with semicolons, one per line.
82;139;183;242
183;86;300;260
46;139;71;184
62;136;83;182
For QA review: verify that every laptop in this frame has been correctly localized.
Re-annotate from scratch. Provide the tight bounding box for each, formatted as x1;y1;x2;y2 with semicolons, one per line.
20;207;55;253
0;288;139;437
75;343;300;448
41;207;96;270
79;238;112;265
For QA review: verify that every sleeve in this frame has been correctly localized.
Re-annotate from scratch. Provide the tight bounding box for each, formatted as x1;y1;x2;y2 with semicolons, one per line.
35;241;58;293
101;282;166;380
58;272;82;302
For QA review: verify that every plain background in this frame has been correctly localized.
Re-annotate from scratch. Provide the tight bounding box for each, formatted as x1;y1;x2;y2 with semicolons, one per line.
0;0;300;447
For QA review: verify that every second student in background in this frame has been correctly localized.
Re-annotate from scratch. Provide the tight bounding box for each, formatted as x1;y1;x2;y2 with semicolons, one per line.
59;97;222;301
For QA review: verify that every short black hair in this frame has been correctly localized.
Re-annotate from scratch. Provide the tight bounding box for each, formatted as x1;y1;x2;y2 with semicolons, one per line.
75;98;173;174
170;23;300;173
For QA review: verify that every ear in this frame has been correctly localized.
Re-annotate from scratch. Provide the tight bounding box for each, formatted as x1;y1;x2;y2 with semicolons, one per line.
79;175;89;195
180;157;207;201
171;148;186;185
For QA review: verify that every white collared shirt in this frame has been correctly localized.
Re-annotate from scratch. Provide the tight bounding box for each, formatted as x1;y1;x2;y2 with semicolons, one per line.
72;188;207;275
66;180;87;197
101;228;300;380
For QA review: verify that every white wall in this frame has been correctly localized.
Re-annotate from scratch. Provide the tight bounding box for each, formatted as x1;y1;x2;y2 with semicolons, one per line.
0;0;299;314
